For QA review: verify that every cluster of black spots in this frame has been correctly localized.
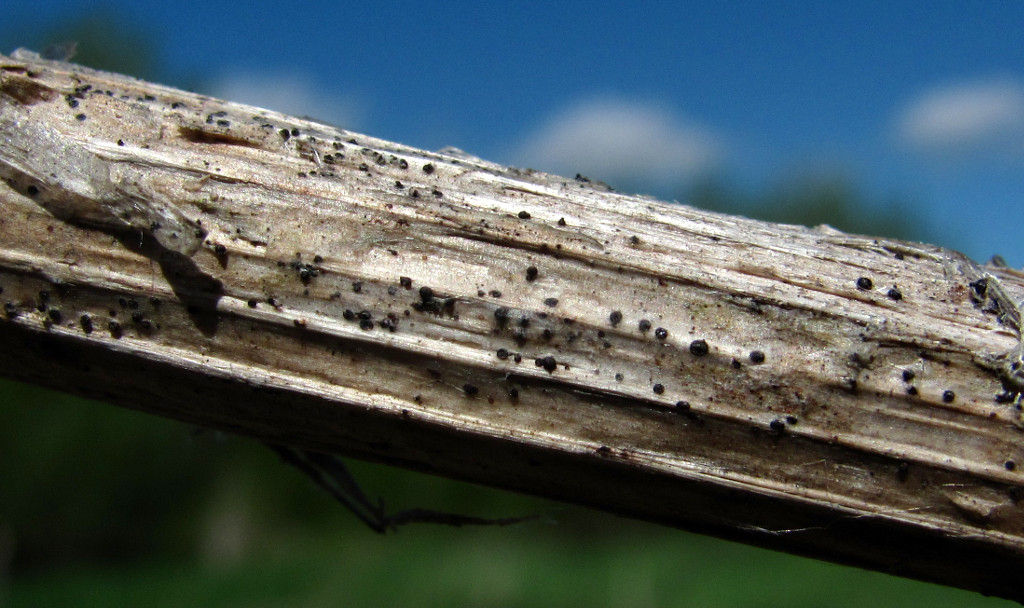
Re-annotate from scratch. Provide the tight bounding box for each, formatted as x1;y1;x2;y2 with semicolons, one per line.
379;313;399;332
942;390;956;403
652;383;665;395
412;286;455;316
462;383;479;396
887;287;903;301
285;256;321;284
995;391;1016;404
80;314;93;334
535;356;557;373
654;327;668;340
518;211;532;219
637;319;651;333
341;309;377;330
205;110;230;127
130;310;153;330
749;350;765;364
689;339;709;357
422;163;435;174
543;298;559;307
493;306;510;328
399;276;413;289
856;277;873;290
525;266;539;281
609;310;623;327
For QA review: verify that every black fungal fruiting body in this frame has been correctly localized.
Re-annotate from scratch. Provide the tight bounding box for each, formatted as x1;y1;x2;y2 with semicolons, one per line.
749;350;765;364
654;327;668;340
535;356;557;373
638;319;651;332
609;310;623;327
689;339;709;357
525;266;538;281
856;277;873;290
653;383;665;395
493;306;510;327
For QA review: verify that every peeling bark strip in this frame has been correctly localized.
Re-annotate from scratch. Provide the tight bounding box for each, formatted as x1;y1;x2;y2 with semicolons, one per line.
1;49;1024;600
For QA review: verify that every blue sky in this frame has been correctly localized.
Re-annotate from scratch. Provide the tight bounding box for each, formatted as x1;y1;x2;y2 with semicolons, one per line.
7;1;1024;264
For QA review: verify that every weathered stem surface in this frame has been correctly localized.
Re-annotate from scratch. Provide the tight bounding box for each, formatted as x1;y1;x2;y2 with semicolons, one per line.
1;50;1023;600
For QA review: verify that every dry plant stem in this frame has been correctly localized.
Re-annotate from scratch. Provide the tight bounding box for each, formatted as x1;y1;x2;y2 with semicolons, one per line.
1;50;1023;601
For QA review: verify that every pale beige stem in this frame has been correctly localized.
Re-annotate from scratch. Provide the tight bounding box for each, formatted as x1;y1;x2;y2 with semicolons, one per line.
2;49;1023;601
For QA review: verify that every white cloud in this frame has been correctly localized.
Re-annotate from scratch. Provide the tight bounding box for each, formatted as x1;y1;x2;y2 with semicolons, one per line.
510;98;724;189
207;71;364;131
897;78;1024;158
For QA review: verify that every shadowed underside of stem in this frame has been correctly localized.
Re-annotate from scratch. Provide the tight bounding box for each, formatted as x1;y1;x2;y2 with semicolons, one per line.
1;50;1023;601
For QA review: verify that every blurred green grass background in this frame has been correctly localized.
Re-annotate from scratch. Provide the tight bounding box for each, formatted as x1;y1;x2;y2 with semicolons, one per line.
0;380;1017;608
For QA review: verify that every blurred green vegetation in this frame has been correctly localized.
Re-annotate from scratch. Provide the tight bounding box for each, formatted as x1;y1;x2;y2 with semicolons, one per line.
682;174;924;243
0;380;1017;608
0;9;1007;608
